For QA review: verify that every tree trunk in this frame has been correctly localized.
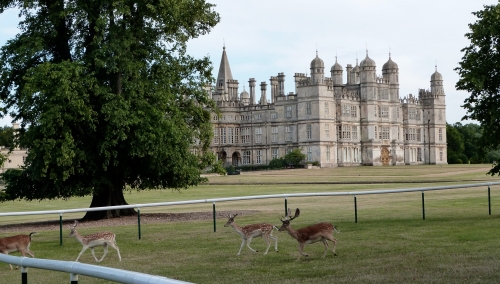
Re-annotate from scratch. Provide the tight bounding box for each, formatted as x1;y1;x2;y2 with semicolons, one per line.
82;187;136;221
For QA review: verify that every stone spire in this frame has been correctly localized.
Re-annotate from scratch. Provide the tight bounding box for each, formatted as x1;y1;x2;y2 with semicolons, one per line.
216;46;234;93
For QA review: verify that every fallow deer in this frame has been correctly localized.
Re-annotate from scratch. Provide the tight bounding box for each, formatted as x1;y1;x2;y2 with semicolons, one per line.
279;208;339;260
224;213;279;255
68;220;122;262
0;232;37;270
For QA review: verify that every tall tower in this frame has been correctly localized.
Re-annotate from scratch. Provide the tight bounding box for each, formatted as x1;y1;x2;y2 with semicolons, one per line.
421;66;447;164
382;53;399;102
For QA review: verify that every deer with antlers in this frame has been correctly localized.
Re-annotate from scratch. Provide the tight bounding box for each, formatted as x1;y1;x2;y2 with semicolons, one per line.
224;213;279;255
279;208;339;260
0;232;37;270
68;220;121;262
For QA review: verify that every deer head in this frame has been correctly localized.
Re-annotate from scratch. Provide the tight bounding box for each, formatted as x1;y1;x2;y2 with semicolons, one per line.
224;213;238;227
278;208;300;231
68;220;79;237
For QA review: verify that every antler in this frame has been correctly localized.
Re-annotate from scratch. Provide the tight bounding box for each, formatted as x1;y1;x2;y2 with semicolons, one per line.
71;220;78;228
289;208;300;221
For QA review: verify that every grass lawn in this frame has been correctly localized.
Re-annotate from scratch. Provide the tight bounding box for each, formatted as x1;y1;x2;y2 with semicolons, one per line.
0;164;499;283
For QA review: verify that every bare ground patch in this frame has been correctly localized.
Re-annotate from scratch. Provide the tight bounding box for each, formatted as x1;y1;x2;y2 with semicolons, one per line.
0;210;258;234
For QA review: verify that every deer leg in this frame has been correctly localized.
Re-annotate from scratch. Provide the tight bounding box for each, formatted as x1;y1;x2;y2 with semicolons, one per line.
270;234;278;252
4;252;14;270
321;239;329;257
263;234;271;255
90;247;100;262
246;237;258;253
325;235;337;256
24;249;34;258
237;238;245;255
75;247;89;262
109;241;121;261
269;235;278;252
98;243;108;262
298;242;308;259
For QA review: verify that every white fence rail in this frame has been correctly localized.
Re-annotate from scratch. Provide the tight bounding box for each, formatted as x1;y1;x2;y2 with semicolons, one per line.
0;254;191;284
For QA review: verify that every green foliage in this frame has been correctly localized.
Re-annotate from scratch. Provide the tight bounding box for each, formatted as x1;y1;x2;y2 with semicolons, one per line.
0;126;13;148
446;123;464;162
455;3;500;175
0;1;221;217
225;165;235;173
284;148;306;167
268;157;286;169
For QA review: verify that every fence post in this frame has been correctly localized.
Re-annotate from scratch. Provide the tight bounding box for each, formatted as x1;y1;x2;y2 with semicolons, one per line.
284;197;288;216
21;266;27;284
422;191;425;220
137;207;141;240
488;185;491;216
59;213;63;246
70;272;78;284
213;202;217;232
354;195;358;223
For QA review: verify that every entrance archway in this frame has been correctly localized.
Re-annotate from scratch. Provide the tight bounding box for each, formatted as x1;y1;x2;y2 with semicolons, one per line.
381;147;390;166
231;152;241;166
218;151;227;166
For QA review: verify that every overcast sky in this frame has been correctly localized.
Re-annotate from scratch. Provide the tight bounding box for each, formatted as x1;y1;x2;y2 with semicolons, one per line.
0;1;497;127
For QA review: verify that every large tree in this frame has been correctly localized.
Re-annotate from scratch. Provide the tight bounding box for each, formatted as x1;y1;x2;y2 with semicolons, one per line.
0;0;221;220
456;3;500;175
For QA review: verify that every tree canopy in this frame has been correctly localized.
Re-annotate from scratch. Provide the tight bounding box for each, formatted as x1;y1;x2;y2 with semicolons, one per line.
455;3;500;175
0;0;221;220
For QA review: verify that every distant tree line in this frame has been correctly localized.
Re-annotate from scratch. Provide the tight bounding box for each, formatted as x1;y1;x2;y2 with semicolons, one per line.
446;122;500;164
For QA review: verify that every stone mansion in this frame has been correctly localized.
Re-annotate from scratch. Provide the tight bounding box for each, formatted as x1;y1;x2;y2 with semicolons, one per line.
209;47;447;168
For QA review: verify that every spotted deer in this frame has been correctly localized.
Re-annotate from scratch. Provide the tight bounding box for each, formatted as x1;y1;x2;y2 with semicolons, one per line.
224;214;279;255
68;220;122;262
0;232;37;270
279;208;339;260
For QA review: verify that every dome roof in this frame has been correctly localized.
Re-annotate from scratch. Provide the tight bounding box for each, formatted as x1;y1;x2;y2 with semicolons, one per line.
331;58;343;72
310;51;324;69
352;59;360;72
431;67;442;81
360;53;376;67
240;90;250;99
382;55;398;70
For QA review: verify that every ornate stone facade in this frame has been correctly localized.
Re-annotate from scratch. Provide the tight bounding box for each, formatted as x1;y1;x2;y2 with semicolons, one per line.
210;47;447;167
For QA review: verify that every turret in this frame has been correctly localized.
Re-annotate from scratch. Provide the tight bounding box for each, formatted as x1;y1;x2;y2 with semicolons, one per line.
330;57;343;85
430;66;444;95
382;53;399;84
359;51;376;84
310;51;325;85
